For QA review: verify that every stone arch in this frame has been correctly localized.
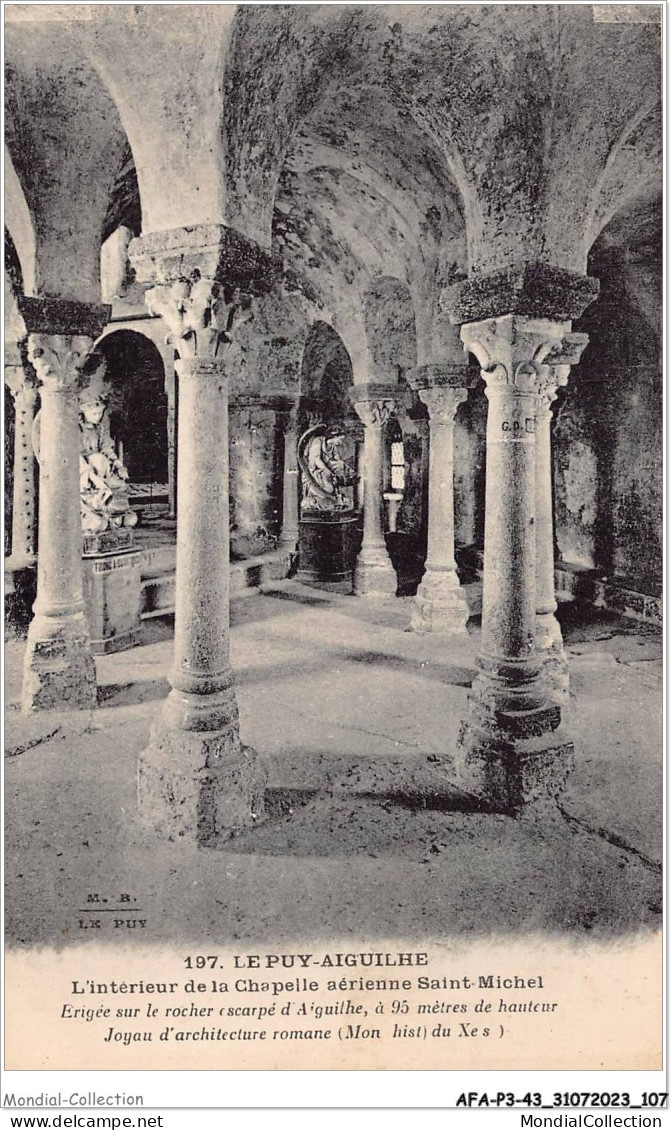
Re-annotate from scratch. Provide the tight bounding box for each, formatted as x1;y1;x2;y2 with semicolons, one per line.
583;101;662;261
5;150;36;300
5;18;129;303
554;193;662;588
100;143;144;305
5;228;23;297
94;329;170;508
298;320;361;504
294;321;362;584
4;227;26;349
299;321;355;414
102;142;143;245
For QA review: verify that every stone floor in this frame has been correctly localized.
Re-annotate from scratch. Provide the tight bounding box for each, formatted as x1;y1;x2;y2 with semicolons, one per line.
4;582;662;947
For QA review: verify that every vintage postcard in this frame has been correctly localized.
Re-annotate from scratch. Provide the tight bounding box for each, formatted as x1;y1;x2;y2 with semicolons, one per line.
2;0;663;1093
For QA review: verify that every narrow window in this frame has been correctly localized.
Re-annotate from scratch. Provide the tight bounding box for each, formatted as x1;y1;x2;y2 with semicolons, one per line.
390;440;405;492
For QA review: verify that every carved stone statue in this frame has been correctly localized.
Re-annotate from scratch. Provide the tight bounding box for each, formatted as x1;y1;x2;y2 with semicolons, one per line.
298;423;357;513
79;391;137;535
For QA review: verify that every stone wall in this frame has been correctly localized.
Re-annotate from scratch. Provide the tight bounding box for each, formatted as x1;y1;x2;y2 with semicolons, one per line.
554;203;662;592
454;382;486;552
229;403;283;558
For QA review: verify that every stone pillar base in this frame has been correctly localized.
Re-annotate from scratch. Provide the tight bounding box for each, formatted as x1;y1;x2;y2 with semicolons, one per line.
353;546;397;596
411;567;469;634
21;630;97;713
455;720;574;813
279;533;299;561
536;613;570;704
539;648;570;706
138;724;267;846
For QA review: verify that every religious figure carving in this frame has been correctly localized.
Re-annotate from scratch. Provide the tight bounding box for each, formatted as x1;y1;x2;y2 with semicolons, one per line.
298;423;357;513
78;391;137;534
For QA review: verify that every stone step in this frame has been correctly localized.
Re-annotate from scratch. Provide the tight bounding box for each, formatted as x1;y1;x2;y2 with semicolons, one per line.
139;547;292;619
555;562;662;627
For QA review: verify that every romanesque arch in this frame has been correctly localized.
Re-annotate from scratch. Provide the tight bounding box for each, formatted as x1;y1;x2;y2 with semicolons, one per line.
3;4;662;864
554;191;662;618
94;329;170;511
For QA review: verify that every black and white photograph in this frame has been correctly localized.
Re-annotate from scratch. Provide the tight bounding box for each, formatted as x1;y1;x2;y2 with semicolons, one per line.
2;0;663;1085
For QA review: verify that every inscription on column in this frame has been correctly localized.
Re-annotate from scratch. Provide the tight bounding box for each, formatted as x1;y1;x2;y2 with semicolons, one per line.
501;418;536;435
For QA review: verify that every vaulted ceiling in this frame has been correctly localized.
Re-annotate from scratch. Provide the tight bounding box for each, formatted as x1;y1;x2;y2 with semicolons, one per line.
5;2;662;355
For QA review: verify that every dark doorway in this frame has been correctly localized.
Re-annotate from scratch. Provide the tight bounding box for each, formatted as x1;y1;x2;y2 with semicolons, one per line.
96;330;168;487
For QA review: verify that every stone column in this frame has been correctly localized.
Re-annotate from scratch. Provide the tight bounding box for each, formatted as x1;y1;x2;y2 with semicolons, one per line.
408;369;474;634
130;225;273;845
353;437;366;512
396;407;429;540
5;350;38;567
535;335;589;703
456;315;589;810
351;386;399;596
18;298;109;713
165;360;177;520
279;402;300;553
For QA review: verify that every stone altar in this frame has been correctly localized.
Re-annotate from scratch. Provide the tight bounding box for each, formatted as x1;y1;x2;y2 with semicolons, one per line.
78;382;141;653
78;387;138;542
296;422;359;586
82;549;142;654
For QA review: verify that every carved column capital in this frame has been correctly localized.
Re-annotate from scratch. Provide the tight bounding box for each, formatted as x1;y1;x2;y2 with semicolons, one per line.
26;334;95;393
129;224;279;364
351;384;400;428
417;385;468;424
541;330;590;399
353;398;397;428
460;315;582;398
407;360;476;423
531;332;589;416
303;408;323;430
5;361;38;403
145;277;254;363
